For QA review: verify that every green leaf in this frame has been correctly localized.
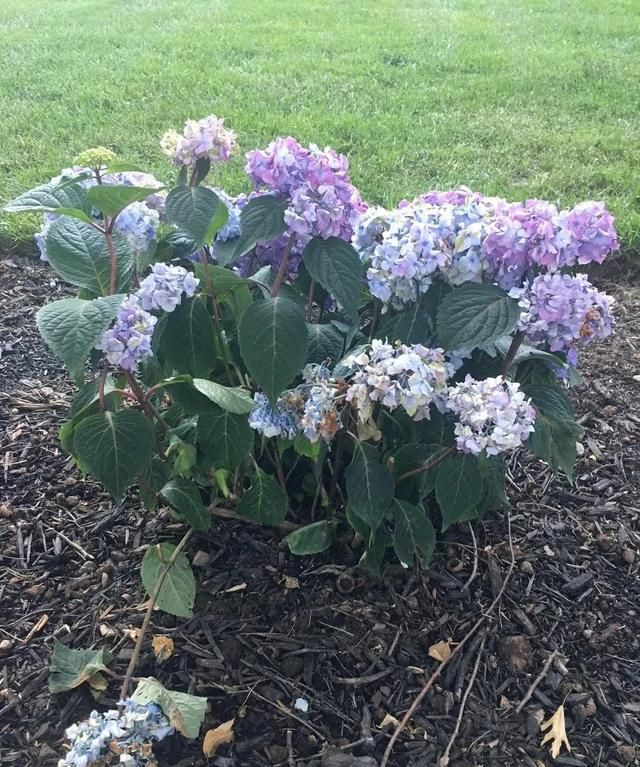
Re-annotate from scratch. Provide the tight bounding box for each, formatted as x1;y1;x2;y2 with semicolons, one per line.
238;296;308;402
436;283;520;351
383;304;433;345
36;295;123;378
237;468;287;525
141;543;196;618
305;322;345;366
435;453;483;531
392;499;436;568
234;195;288;259
192;379;255;414
302;237;363;322
198;407;253;469
165;186;228;246
358;526;389;575
391;443;444;502
49;642;113;694
211;237;240;267
132;677;207;739
4;182;90;222
477;454;508;515
345;441;395;529
160;478;210;531
162;297;217;378
493;336;568;370
293;433;322;461
86;185;164;217
194;263;249;301
285;520;334;555
73;410;155;502
140;456;171;512
522;383;582;479
46;217;133;294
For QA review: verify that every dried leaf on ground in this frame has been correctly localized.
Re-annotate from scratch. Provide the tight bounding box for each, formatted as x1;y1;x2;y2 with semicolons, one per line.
541;704;571;758
428;639;452;662
203;718;235;756
151;635;174;663
379;713;401;728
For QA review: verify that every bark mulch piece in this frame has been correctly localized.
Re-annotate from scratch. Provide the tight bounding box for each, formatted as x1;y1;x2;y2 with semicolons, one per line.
1;253;639;767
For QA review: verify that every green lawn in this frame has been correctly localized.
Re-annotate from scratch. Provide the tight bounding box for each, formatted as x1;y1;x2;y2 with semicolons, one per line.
1;0;640;249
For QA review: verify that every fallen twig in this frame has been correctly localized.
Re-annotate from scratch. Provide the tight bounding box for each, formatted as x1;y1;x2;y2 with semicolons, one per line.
515;649;559;714
462;523;478;591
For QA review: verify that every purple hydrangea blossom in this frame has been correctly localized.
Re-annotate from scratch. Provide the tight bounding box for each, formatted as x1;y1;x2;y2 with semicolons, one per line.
445;375;536;455
114;202;160;253
211;187;248;241
161;115;236;168
248;392;301;440
97;296;157;372
58;699;173;767
136;263;199;313
512;272;615;366
560;200;619;265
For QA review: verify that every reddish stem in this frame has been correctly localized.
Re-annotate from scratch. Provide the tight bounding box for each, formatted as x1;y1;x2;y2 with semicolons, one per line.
396;445;454;482
271;234;296;298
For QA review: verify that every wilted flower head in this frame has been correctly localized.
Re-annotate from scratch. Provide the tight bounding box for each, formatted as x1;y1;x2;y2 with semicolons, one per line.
248;392;301;440
136;263;199;313
73;146;117;169
161;115;236;168
97;296;157;371
445;375;536;456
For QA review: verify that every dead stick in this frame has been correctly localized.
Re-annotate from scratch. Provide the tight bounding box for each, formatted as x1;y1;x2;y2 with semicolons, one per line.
515;649;559;715
380;510;515;767
119;529;193;701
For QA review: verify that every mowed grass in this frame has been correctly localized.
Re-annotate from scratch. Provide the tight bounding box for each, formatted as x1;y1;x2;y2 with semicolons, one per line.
1;0;640;249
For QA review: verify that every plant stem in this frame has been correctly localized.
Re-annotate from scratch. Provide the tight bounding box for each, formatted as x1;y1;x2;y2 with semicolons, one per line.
124;372;170;433
327;429;347;511
271;234;296;298
396;445;454;482
501;330;525;376
306;279;315;322
368;303;381;342
119;529;193;701
103;221;118;295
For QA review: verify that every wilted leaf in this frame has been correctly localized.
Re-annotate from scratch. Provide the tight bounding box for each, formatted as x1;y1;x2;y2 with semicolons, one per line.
132;677;207;739
49;642;113;694
152;635;174;663
379;713;401;728
428;640;452;663
540;704;571;758
202;718;235;757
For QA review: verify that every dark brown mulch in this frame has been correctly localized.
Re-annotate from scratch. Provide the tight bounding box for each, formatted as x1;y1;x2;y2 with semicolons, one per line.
1;252;639;767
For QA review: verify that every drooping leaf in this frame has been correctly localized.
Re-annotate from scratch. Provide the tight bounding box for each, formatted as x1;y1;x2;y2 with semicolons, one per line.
435;453;483;531
4;182;90;221
192;379;255;414
86;185;164;217
391;443;445;502
285;521;334;555
48;642;113;694
36;295;124;378
46;217;133;294
380;304;432;345
234;195;288;259
203;719;235;757
132;677;206;739
302;237;363;322
73;410;155;503
141;543;196;618
358;525;389;575
162;297;217;378
236;468;287;525
238;296;308;402
437;283;520;351
197;407;254;469
392;499;437;568
160;478;210;531
305;322;345;366
345;441;395;529
165;186;228;246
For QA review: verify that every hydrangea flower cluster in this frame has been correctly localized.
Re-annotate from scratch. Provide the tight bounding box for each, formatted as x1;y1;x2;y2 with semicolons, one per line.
246;137;366;249
137;263;199;313
345;341;454;423
512;272;615;366
161;115;236;168
97;296;157;372
445;375;536;456
212;187;247;241
58;699;173;767
248;392;302;440
114;202;160;253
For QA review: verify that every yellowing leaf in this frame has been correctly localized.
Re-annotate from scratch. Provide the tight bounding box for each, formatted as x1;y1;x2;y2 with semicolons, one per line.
203;718;235;757
540;704;571;758
428;640;452;663
87;673;108;691
379;713;400;729
152;635;174;663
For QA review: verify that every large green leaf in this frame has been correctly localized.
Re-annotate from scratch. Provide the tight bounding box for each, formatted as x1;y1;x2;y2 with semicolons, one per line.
345;441;395;529
285;520;334;555
165;186;228;246
4;182;91;222
46;217;133;294
132;677;207;739
192;379;255;414
73;410;155;502
436;283;520;351
49;642;113;694
381;304;433;345
86;185;163;217
198;407;254;469
302;237;363;322
36;295;123;378
238;296;308;401
522;383;582;479
392;499;437;568
391;443;444;502
237;468;287;525
162;297;217;378
358;526;389;575
234;195;288;259
305;323;345;366
141;543;196;618
160;478;210;531
194;263;249;302
435;453;483;531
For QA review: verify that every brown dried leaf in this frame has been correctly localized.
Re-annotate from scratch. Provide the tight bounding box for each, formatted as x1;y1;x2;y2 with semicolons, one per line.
540;704;571;758
152;635;174;663
202;718;235;757
283;575;300;590
428;640;452;663
379;713;400;728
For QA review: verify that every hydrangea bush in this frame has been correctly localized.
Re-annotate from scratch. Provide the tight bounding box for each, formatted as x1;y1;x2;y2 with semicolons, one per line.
5;116;618;598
